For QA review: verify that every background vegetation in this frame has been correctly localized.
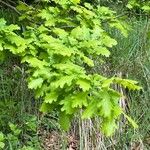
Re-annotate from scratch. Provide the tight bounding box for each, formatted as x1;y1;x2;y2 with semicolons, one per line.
0;0;149;149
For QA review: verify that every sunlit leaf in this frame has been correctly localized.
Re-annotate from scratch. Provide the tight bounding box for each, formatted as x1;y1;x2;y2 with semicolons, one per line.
76;79;91;92
59;112;72;131
28;78;44;89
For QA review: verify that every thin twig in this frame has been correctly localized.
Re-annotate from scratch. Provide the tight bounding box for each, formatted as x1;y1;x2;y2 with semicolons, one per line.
0;0;21;15
7;0;16;5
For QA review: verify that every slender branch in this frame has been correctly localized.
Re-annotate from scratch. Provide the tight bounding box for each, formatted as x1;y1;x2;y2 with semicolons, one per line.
0;0;21;15
7;0;16;5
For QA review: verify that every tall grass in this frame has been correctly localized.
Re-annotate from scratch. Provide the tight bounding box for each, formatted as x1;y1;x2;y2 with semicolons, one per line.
110;17;150;149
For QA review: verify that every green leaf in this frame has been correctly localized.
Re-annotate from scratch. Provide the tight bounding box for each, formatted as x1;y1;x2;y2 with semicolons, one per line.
112;106;122;118
82;100;98;119
102;35;117;48
0;132;4;141
50;75;75;89
0;18;6;28
71;26;90;40
114;78;142;90
0;40;3;51
126;4;133;9
54;47;73;56
76;79;91;92
71;0;80;4
40;102;55;113
109;89;121;104
72;92;88;108
60;97;75;114
95;47;110;57
53;63;85;74
59;112;72;131
102;78;114;88
28;78;44;89
92;26;104;39
4;43;25;54
45;91;58;104
53;28;68;39
38;9;52;20
102;119;118;136
32;68;52;79
71;5;83;13
6;34;25;47
17;2;31;11
98;6;115;16
35;84;50;98
7;24;20;31
82;56;94;66
123;113;138;128
142;6;150;12
110;22;128;37
84;3;93;10
8;123;15;131
78;52;94;66
98;90;112;118
22;57;49;68
0;142;5;149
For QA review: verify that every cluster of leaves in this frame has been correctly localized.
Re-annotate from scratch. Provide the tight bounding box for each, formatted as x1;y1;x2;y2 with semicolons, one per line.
0;0;141;136
0;116;39;150
127;0;150;13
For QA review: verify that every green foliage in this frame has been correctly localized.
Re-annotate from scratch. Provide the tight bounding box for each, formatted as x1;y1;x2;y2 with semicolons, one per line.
0;132;5;149
0;109;39;148
0;60;41;149
127;0;150;13
0;0;141;136
0;119;40;149
0;124;23;149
